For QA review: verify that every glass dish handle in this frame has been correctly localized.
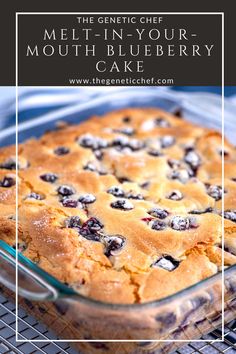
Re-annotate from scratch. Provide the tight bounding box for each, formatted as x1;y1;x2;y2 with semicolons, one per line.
0;246;58;301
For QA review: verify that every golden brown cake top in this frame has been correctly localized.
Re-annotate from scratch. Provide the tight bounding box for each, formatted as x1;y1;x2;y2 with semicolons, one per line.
0;108;236;304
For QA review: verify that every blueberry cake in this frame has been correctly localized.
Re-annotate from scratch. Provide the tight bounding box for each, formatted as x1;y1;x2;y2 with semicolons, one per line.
0;108;235;304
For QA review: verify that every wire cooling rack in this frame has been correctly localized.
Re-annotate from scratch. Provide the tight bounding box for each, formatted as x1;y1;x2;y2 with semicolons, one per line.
0;292;235;354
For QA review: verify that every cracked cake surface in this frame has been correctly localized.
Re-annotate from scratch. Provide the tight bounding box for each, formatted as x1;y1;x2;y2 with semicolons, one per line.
0;107;236;304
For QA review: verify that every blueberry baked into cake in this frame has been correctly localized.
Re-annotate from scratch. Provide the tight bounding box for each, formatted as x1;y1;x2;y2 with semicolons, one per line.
0;108;236;304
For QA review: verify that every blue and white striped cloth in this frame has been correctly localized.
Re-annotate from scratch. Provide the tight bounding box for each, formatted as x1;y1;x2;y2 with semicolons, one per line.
0;87;235;144
0;87;168;129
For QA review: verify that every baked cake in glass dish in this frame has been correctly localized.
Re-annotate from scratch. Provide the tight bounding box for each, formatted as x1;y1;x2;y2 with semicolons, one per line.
0;108;235;304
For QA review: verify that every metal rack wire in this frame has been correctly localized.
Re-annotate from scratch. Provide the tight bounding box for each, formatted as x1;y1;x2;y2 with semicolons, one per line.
0;293;77;354
176;321;236;353
0;292;235;354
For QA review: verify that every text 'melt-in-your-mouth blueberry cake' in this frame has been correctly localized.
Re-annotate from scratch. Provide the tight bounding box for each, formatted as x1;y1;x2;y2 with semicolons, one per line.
0;108;235;304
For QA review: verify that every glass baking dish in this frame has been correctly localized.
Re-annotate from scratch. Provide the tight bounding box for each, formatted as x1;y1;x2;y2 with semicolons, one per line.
0;88;235;354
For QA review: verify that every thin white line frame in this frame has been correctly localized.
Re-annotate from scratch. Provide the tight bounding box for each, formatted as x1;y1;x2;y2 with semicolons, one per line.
15;11;224;343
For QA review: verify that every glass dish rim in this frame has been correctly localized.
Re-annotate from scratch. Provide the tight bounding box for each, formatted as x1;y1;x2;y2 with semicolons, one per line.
1;240;235;311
